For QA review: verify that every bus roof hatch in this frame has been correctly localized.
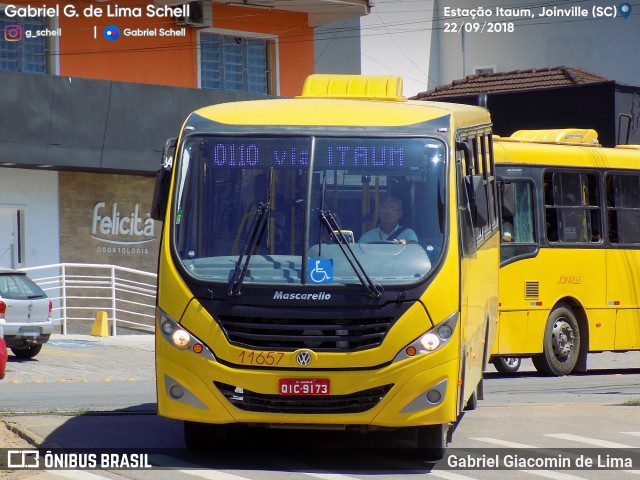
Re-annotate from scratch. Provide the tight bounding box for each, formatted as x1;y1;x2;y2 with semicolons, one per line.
509;129;600;146
298;74;406;102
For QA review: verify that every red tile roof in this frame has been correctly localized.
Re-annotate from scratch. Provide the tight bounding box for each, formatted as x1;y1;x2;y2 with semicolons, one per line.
411;66;614;100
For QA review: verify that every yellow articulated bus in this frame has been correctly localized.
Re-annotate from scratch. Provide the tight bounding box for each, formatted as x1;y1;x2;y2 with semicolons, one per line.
151;74;499;458
492;129;640;375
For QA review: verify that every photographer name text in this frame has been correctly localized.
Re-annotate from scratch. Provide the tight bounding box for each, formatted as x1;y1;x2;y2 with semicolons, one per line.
2;3;190;18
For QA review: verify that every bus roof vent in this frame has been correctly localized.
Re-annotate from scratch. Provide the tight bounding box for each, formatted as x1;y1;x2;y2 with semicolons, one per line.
509;129;600;146
298;74;406;102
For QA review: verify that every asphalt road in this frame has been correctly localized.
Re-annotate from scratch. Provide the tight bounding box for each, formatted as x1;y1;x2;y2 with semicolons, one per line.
1;334;156;413
2;335;640;480
4;334;640;413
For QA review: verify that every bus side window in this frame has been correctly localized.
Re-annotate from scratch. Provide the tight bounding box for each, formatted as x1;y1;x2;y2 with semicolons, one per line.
500;183;515;242
544;171;599;244
561;191;587;242
502;181;535;244
457;153;476;257
586;173;602;242
544;175;559;242
609;174;640;244
500;180;537;264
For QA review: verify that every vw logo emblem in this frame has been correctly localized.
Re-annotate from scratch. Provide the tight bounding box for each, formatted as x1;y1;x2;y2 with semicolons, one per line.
296;350;312;366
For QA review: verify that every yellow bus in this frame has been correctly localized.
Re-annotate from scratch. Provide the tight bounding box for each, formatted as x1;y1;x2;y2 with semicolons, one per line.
492;129;640;376
151;74;499;458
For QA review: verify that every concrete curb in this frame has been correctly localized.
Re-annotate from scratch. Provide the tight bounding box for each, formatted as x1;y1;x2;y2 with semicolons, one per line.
4;418;57;448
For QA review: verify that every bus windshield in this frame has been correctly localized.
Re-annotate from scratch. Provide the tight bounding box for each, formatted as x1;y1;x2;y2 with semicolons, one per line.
173;135;446;287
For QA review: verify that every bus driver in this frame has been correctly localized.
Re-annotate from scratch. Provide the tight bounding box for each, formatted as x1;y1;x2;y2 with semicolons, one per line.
359;196;418;245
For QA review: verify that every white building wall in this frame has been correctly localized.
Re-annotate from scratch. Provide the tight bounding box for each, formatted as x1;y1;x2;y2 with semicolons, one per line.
315;19;363;74
0;168;59;268
360;1;436;98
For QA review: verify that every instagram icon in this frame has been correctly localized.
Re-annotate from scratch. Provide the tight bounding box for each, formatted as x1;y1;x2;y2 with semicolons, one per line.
4;25;22;41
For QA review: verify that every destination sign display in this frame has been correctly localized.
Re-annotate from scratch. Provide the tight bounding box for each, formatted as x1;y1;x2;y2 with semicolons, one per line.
185;137;443;170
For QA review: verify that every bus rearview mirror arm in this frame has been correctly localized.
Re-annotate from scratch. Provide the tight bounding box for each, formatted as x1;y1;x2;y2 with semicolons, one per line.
151;137;177;222
457;141;489;228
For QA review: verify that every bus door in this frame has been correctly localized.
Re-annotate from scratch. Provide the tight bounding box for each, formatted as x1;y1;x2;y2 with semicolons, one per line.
605;173;640;350
455;133;495;410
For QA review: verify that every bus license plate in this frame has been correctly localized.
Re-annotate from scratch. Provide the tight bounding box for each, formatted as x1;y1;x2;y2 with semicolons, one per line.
278;378;330;396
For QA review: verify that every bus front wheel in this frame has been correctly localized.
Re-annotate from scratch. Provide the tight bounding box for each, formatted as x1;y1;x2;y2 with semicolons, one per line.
492;357;521;374
532;304;580;376
415;424;449;460
184;421;236;449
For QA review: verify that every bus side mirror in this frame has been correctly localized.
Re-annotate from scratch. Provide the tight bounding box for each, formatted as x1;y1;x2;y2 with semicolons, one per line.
465;174;489;228
151;137;176;222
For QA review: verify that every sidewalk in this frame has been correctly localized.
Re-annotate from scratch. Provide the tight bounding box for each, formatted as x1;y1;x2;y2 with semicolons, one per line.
3;333;155;385
4;413;181;449
2;333;159;445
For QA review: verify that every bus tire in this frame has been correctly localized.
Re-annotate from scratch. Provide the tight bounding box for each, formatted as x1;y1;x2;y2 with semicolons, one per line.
492;357;521;374
184;421;234;450
415;424;448;460
184;421;209;450
464;389;478;411
532;303;580;376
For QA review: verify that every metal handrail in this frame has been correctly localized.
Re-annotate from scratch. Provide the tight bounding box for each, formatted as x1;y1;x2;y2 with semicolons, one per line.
21;263;157;336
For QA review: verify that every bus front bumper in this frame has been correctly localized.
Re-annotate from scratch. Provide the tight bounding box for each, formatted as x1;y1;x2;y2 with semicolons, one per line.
156;349;459;429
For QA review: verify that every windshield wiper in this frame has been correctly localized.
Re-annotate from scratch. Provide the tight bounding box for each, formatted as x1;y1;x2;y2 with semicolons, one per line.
318;210;382;299
227;202;270;296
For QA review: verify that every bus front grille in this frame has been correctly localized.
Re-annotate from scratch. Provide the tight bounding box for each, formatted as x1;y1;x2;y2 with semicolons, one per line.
216;315;393;351
214;382;393;414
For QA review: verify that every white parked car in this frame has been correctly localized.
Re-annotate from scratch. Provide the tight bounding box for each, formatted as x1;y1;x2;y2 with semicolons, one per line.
0;268;53;359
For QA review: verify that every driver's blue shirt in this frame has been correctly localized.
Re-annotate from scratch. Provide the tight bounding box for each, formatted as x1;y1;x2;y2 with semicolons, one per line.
359;224;418;243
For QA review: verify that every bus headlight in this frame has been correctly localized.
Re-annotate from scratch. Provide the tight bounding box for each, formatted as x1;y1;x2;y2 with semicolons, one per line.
161;319;174;336
171;329;191;349
392;311;459;363
437;324;453;340
420;333;440;351
157;308;192;349
156;307;217;361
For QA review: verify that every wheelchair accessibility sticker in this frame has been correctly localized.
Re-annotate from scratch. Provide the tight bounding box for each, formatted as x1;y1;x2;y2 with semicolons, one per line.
308;258;333;284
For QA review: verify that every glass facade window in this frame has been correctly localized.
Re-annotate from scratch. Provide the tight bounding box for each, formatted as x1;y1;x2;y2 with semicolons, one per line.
200;33;269;94
0;12;48;73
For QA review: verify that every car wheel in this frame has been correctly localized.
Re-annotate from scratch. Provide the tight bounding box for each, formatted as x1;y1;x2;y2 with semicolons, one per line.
11;344;43;359
492;356;522;374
